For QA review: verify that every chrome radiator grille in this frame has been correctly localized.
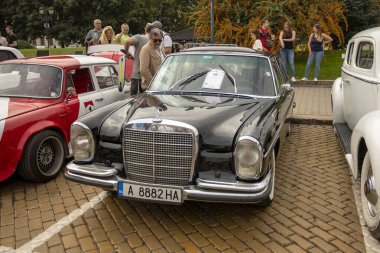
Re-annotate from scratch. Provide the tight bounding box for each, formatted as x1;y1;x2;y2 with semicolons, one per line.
123;125;195;186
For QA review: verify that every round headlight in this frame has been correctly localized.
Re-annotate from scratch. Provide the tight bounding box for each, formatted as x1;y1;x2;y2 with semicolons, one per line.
71;122;95;162
234;136;263;180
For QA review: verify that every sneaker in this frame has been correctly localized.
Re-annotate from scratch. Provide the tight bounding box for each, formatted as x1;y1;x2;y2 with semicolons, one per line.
314;78;318;81
301;77;307;81
291;77;296;82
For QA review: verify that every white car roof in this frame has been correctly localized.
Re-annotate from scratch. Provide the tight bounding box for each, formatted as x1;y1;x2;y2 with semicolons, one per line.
0;46;25;58
351;27;380;40
67;55;117;65
87;44;135;56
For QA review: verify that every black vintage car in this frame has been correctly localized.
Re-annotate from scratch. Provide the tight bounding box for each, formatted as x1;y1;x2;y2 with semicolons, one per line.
65;46;295;206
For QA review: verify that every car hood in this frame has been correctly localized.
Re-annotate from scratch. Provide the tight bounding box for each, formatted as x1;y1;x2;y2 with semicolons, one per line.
101;93;276;151
0;97;56;120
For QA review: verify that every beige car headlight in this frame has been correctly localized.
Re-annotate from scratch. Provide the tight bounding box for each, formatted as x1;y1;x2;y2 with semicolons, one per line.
234;136;263;180
71;122;95;162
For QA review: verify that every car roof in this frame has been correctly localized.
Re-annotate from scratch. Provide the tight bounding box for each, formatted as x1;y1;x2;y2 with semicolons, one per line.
2;55;116;68
0;46;24;58
179;46;274;57
352;26;380;40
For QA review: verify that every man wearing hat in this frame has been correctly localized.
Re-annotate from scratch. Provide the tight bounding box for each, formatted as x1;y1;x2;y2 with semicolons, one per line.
151;21;172;55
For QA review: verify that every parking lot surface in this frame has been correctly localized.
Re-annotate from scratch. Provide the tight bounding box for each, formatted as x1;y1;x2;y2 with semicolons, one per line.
0;124;366;252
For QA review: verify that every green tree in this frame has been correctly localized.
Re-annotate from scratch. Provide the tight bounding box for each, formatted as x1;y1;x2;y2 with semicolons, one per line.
189;0;347;49
0;0;192;47
0;0;48;40
343;0;380;42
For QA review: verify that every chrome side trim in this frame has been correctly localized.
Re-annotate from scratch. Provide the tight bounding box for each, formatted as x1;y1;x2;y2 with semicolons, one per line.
342;69;380;85
146;90;279;99
196;170;271;193
263;93;294;158
64;161;272;203
65;170;118;191
66;162;120;177
183;185;271;204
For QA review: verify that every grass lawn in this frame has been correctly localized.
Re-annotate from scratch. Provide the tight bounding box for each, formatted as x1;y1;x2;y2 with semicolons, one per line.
293;49;344;80
19;47;345;81
19;47;86;57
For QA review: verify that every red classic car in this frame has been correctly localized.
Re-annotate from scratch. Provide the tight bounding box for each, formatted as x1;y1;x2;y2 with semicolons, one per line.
0;55;130;182
87;44;134;81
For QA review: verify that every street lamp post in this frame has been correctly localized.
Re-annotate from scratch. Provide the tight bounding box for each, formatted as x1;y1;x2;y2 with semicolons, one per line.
39;6;54;48
210;0;214;44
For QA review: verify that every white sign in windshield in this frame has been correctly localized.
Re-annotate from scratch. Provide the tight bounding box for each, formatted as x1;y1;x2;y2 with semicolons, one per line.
202;69;225;90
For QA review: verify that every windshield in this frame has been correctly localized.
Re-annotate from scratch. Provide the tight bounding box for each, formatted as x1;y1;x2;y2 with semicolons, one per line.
150;54;275;96
0;64;62;98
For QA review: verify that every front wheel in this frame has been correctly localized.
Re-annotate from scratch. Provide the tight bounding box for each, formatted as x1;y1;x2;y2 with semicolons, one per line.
361;152;380;239
19;130;65;182
258;150;276;207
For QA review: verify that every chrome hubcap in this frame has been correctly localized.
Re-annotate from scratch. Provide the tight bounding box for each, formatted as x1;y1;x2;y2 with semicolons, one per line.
365;165;378;217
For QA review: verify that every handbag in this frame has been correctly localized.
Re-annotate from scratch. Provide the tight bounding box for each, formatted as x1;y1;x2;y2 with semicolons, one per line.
265;39;273;48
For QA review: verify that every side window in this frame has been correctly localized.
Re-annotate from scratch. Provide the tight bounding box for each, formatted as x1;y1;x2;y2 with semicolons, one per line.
7;52;17;60
94;65;117;89
0;51;16;61
276;57;289;83
71;68;95;94
0;51;8;61
346;42;354;65
271;57;283;92
65;72;74;90
356;41;374;69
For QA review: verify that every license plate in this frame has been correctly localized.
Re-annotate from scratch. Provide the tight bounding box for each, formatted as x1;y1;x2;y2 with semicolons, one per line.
117;182;182;204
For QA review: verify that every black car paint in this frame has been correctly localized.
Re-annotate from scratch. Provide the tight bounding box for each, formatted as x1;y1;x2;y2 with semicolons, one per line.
74;52;294;184
87;91;286;180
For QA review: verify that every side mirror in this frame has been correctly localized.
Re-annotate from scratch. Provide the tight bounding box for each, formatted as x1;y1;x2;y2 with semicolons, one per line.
65;87;77;101
118;55;126;92
281;83;293;92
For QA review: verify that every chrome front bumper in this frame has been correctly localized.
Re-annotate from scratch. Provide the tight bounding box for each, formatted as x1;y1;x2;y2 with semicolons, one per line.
65;161;272;204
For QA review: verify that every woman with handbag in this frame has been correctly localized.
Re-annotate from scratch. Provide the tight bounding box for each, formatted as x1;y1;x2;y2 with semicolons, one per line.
259;20;275;52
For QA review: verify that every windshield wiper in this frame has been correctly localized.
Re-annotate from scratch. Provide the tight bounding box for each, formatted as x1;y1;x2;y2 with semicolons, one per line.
169;70;210;90
219;64;237;93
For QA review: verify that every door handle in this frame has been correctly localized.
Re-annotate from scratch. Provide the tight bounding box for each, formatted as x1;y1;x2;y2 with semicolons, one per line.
95;98;104;102
343;79;350;84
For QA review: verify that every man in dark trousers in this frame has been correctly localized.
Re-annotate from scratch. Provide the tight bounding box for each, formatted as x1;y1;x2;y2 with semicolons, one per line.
123;23;150;95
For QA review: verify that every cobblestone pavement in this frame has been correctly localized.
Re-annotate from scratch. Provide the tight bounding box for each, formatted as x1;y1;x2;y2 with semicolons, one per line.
292;82;380;252
0;125;366;252
293;85;332;121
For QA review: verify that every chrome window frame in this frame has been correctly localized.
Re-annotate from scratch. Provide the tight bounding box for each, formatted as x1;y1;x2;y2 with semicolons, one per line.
149;52;279;98
0;63;64;99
